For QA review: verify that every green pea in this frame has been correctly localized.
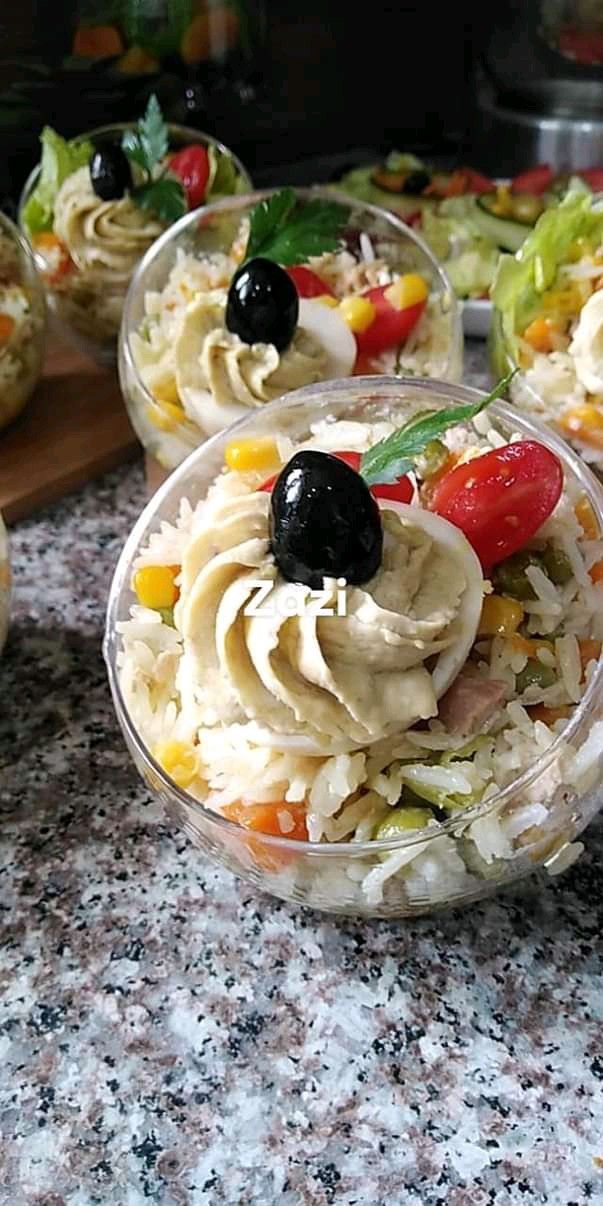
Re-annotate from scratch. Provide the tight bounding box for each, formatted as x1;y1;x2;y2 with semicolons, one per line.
492;549;544;600
542;544;573;586
516;659;556;693
157;606;175;627
415;439;449;480
373;805;434;841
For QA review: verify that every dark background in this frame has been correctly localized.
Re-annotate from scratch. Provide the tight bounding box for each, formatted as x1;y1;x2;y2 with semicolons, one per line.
0;1;482;207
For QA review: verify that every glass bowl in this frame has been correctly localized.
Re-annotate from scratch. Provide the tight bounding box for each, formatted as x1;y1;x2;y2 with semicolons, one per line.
0;510;10;653
104;376;603;918
19;123;251;367
118;187;463;470
0;211;46;432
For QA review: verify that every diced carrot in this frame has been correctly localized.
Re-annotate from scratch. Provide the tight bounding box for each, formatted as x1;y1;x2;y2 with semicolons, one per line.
522;317;558;353
589;560;603;584
527;704;572;725
32;232;73;283
0;314;15;343
574;494;600;540
510;634;554;658
578;638;601;674
73;24;124;58
223;800;308;841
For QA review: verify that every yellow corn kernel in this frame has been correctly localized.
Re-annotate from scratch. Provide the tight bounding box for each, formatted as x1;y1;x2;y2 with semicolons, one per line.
153;377;180;406
489;184;513;217
315;294;339;308
384;272;429;311
224;436;281;473
146;400;186;433
338;295;376;333
574;493;600;540
154;740;198;789
133;564;179;609
478;594;524;638
559;403;603;450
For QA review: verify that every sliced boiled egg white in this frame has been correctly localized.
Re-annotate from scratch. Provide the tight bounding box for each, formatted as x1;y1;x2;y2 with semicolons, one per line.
297;298;357;379
569;288;603;395
376;500;485;699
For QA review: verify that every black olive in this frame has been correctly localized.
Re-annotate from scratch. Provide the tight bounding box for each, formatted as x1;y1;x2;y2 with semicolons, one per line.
270;451;383;589
225;256;299;352
90;145;132;201
402;169;432;195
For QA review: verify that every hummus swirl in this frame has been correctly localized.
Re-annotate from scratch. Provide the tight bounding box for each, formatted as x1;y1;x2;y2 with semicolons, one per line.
175;489;481;751
174;290;330;436
53;166;164;284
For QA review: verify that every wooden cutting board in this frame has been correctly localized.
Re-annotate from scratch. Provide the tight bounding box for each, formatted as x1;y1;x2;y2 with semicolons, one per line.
0;331;140;524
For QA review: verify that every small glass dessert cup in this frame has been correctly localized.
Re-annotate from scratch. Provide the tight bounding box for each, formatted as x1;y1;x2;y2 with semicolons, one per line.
0;212;46;432
19;124;251;367
118;188;463;470
104;377;603;918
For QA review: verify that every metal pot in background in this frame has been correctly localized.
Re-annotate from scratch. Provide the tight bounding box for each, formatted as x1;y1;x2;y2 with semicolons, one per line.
472;0;603;172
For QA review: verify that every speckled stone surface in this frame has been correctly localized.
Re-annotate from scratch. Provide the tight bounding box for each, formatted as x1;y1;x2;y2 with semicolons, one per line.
1;342;602;1206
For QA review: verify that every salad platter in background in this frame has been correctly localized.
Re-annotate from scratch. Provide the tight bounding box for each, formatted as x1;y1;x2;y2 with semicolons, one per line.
334;154;603;337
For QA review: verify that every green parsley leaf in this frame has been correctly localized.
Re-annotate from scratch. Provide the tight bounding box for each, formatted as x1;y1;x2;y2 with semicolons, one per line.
133;178;187;224
121;93;169;178
244;187;347;265
359;370;518;486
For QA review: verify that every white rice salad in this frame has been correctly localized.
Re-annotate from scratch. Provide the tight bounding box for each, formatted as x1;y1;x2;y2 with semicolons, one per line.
116;395;603;907
126;198;457;470
0;229;45;431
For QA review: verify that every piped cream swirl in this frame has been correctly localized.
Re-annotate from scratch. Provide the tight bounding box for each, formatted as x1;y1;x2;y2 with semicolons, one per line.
175;489;484;753
53;166;164;284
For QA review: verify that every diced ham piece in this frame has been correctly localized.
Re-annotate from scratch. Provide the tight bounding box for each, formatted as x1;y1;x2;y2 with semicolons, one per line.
438;673;508;736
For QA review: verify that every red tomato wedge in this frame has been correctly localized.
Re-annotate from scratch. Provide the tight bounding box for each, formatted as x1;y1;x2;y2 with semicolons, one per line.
511;165;554;195
354;286;426;356
576;168;603;191
169;145;210;209
260;449;413;504
427;441;563;570
285;265;334;298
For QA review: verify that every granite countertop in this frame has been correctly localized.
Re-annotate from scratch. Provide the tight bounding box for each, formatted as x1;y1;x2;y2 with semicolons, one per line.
1;342;602;1206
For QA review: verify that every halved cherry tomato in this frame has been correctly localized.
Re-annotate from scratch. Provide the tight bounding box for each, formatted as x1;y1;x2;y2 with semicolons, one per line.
459;167;496;193
169;145;210;209
576;168;603;191
354;286;425;356
285;265;334;298
260;449;413;504
427;441;563;570
511;165;554;195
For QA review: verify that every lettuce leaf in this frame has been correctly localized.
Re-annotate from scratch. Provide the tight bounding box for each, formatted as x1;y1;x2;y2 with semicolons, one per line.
21;127;94;236
491;190;603;361
420;197;499;297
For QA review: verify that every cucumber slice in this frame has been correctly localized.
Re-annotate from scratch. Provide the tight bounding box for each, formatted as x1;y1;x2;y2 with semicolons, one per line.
474;197;533;252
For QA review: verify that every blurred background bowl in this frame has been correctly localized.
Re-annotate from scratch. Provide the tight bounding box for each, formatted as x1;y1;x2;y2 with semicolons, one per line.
18;122;251;367
0;211;46;433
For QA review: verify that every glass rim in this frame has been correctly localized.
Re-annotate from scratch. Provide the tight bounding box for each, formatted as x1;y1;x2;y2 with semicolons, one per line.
17;121;253;230
118;185;464;418
0;209;43;276
103;375;603;857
